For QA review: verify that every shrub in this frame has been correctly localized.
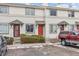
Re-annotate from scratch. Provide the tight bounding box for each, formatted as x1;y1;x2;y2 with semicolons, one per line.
4;36;14;45
20;34;26;37
20;34;45;43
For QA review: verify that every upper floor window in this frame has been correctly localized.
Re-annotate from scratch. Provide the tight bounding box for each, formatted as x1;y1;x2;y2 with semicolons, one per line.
0;6;8;14
25;8;35;16
50;9;57;16
68;11;75;17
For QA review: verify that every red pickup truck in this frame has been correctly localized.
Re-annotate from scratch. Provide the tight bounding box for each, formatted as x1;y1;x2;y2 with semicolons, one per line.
58;31;79;46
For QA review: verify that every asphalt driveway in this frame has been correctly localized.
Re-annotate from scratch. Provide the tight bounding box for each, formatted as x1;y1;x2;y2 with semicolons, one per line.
6;44;79;56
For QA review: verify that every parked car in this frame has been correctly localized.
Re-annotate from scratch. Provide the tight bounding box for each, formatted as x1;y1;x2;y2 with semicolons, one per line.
58;31;79;46
0;36;7;56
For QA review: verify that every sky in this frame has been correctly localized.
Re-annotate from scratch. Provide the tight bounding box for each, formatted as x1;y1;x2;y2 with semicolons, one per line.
0;0;79;9
30;3;79;9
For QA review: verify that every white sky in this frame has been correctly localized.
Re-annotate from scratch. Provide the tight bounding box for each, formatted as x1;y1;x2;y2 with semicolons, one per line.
1;0;79;3
0;0;79;9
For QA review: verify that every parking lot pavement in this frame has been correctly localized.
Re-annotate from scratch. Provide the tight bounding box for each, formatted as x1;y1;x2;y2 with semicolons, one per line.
52;42;79;53
6;43;79;56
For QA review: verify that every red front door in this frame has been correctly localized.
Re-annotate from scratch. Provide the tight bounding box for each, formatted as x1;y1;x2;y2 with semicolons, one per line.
13;24;20;37
38;24;43;35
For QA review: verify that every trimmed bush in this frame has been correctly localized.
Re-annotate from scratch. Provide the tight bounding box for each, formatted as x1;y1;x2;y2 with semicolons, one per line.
20;34;45;44
4;36;14;45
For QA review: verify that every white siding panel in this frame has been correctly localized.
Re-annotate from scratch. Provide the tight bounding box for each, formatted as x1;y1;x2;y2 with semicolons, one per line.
35;9;44;16
57;10;68;17
9;7;25;15
75;12;79;18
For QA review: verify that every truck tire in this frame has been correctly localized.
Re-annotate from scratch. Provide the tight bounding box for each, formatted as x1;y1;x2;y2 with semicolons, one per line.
61;39;67;46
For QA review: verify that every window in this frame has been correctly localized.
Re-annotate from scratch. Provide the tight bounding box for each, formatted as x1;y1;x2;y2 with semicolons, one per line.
49;24;57;33
69;25;74;31
68;11;75;17
76;25;79;30
0;24;9;33
50;9;57;16
26;24;34;32
0;6;8;13
25;8;35;15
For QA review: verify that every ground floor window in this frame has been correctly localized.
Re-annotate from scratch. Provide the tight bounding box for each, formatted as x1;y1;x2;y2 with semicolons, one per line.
26;24;34;32
69;24;74;31
49;24;57;33
0;24;9;33
77;25;79;31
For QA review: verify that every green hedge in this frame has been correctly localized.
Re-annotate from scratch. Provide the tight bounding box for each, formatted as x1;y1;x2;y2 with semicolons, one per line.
4;36;14;45
20;34;45;43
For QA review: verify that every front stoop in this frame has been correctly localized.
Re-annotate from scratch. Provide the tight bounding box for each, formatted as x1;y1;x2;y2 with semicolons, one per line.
13;37;21;44
7;43;53;49
45;38;60;43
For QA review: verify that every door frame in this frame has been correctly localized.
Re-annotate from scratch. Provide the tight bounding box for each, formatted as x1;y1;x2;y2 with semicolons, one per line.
13;24;20;37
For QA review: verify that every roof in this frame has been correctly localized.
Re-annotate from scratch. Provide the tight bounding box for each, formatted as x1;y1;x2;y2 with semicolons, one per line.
9;20;23;24
57;21;69;25
0;3;79;12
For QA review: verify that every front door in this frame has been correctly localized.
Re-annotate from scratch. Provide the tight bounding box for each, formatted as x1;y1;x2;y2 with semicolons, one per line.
38;24;43;35
60;25;64;31
13;24;20;37
77;25;79;32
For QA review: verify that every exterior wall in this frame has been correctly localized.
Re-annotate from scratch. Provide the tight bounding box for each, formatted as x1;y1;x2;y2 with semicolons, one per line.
45;9;50;16
45;9;69;17
9;7;45;17
35;9;44;17
0;6;45;37
45;17;79;39
9;7;25;15
0;5;79;40
0;15;44;37
75;12;79;18
44;9;79;39
57;10;68;17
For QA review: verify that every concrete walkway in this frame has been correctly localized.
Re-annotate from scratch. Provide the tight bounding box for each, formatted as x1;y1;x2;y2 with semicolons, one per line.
7;43;53;49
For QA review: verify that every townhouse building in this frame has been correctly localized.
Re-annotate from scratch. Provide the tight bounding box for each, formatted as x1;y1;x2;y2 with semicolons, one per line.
0;3;79;42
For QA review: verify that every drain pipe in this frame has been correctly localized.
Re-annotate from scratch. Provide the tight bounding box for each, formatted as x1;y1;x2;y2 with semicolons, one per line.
43;6;48;43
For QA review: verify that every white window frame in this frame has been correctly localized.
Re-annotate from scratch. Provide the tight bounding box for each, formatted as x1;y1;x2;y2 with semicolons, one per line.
0;6;9;14
50;9;57;16
69;24;74;31
0;24;9;34
25;8;35;16
49;24;57;33
68;11;75;17
26;24;34;33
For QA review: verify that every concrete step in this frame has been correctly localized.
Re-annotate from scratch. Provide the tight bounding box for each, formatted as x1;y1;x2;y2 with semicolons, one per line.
13;41;21;44
13;37;21;44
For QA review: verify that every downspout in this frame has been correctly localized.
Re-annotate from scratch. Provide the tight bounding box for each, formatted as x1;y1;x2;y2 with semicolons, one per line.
43;6;47;43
